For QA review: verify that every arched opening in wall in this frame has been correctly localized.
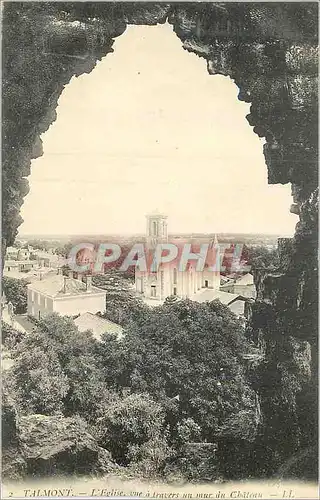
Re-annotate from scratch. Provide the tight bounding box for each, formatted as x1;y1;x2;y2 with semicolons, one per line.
19;23;297;246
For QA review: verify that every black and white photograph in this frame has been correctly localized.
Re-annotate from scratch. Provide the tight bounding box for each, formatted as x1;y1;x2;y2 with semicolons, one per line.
1;1;318;498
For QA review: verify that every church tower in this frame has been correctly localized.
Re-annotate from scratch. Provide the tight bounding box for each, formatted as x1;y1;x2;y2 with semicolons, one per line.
146;211;168;248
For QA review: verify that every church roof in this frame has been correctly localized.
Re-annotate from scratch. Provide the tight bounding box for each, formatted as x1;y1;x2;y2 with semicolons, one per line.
209;234;219;247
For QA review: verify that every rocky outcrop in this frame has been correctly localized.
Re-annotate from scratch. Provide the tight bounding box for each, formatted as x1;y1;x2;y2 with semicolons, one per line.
2;411;115;478
17;414;114;476
2;391;26;479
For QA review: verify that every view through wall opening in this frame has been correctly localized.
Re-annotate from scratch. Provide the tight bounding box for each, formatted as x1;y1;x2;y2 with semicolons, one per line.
19;23;297;242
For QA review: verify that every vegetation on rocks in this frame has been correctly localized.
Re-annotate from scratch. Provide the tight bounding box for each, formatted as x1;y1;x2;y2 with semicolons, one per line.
3;300;260;481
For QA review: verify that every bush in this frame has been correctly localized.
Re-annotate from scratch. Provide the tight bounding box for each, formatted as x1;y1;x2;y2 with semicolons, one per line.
7;314;105;418
128;435;173;478
167;442;219;482
95;392;166;465
2;277;29;314
1;321;25;349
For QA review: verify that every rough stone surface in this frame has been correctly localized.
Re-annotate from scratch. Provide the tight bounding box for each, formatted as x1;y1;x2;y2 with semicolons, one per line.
17;414;114;476
2;390;27;479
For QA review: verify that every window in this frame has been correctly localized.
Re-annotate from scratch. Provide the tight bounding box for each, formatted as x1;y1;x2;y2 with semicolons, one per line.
151;285;156;297
173;287;177;296
160;271;164;293
173;268;177;285
205;280;209;288
138;278;144;293
152;221;158;236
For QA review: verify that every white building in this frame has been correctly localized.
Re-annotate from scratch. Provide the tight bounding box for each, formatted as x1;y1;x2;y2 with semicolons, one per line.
32;251;62;268
189;289;247;317
135;213;220;304
74;312;123;341
5;247;19;260
27;271;106;319
5;246;31;261
220;273;256;298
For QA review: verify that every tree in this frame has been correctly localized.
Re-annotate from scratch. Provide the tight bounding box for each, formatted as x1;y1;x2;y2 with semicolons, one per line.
1;321;25;349
246;245;280;271
26;239;50;251
221;244;279;276
98;299;258;447
9;347;70;415
8;314;106;419
2;277;29;314
54;242;73;257
93;272;149;326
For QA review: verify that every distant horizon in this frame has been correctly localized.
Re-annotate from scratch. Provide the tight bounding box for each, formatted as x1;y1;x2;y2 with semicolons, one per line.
17;229;293;239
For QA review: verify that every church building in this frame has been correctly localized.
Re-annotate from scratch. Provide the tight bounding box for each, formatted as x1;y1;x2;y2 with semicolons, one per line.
135;212;220;304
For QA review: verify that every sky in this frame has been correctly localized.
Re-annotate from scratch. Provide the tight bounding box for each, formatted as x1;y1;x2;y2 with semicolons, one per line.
19;23;297;237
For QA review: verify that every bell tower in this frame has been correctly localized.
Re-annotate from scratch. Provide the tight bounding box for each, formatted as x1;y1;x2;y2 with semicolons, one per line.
146;211;168;248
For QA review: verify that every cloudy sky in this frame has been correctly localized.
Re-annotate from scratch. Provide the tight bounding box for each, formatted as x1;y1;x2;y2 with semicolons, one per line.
20;23;297;236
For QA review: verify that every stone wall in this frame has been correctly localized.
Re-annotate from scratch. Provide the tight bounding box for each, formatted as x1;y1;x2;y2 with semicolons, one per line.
2;2;318;478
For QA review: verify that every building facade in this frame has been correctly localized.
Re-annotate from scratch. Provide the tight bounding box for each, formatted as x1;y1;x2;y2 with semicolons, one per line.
27;272;106;319
4;260;37;273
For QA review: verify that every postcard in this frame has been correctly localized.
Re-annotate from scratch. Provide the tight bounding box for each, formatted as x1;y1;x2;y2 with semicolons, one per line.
1;2;318;499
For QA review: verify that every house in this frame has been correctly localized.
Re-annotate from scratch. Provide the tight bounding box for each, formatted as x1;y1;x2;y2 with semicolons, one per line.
33;251;61;268
220;275;231;285
4;259;37;274
190;289;248;317
5;247;19;260
27;272;106;319
5;246;31;261
3;262;55;282
17;248;30;260
220;273;256;299
74;312;123;341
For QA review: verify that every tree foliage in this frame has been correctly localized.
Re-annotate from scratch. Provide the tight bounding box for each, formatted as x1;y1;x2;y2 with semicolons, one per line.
245;245;280;270
93;272;149;326
97;299;257;445
8;314;105;418
5;300;260;480
2;277;29;314
1;321;25;349
95;392;166;466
